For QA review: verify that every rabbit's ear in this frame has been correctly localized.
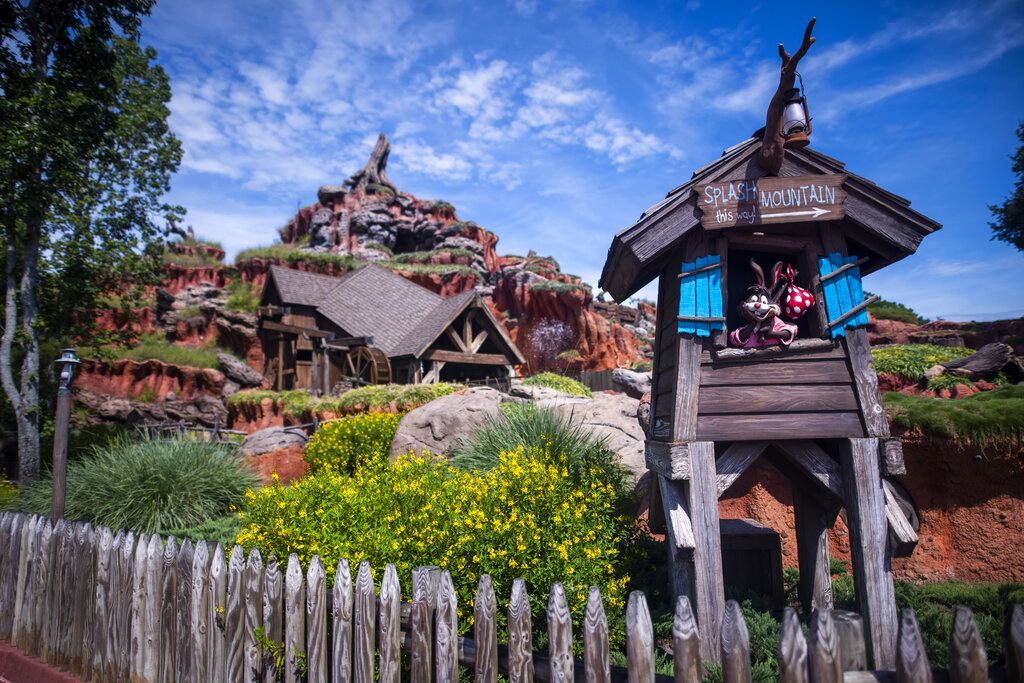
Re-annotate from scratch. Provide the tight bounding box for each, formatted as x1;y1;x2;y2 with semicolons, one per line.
770;262;784;289
749;258;765;287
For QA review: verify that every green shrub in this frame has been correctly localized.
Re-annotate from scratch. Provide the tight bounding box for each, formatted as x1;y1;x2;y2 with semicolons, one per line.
110;335;225;369
162;248;223;268
521;372;593;397
0;480;18;509
866;293;927;325
428;201;454;212
392;248;475;264
335;383;462;411
883;386;1024;447
925;374;975;392
630;359;653;372
556;349;580;360
235;245;367;272
304;413;400;475
380;261;479;278
449;403;627;499
362;242;394;256
529;279;592;295
226;280;260;313
12;435;258;534
871;343;974;380
165;514;245;546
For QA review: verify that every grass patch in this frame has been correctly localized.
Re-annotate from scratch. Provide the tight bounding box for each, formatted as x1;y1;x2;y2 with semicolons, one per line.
867;293;928;325
883;386;1024;447
235;244;367;271
392;248;476;263
226;280;259;313
428;200;454;212
11;434;258;534
521;372;593;397
228;383;463;416
380;261;479;278
871;343;974;380
367;183;396;198
162;248;223;268
529;279;592;295
111;336;224;369
362;242;394;256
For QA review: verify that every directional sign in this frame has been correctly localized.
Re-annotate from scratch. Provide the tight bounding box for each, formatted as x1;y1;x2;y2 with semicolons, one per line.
696;173;847;229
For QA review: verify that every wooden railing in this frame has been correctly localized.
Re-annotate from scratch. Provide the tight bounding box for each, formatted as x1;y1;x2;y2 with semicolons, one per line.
0;510;1021;683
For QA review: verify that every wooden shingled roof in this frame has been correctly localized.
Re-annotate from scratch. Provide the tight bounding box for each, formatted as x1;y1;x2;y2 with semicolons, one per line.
599;134;942;302
264;264;525;363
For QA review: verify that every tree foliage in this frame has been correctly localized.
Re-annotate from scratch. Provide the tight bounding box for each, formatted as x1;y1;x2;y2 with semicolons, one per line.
0;0;182;479
989;122;1024;251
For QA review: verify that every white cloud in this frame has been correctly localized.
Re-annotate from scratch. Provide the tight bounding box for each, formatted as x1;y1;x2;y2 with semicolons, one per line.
393;139;474;180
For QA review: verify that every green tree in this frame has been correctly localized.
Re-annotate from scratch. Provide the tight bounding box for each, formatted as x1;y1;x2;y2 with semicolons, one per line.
0;0;182;480
989;122;1024;251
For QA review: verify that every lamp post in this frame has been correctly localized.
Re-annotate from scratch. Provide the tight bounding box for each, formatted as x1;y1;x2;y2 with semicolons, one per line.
50;348;80;520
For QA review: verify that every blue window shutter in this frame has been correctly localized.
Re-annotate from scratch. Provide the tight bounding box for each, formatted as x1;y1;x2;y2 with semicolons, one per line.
818;253;869;338
678;255;723;337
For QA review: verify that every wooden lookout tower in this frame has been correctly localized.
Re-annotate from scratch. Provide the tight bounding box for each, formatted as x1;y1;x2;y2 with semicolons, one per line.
599;20;940;668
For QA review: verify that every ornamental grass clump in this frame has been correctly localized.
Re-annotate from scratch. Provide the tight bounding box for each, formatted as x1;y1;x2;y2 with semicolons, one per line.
13;434;258;534
237;447;636;645
303;413;400;475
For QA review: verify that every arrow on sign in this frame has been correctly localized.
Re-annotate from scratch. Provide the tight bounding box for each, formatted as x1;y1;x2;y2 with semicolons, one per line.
761;206;832;220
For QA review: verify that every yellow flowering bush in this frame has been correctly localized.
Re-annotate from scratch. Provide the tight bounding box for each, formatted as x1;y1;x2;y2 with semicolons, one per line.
237;446;635;645
303;413;400;475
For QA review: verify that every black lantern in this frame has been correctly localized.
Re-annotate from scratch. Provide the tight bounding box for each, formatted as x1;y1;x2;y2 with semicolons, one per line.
55;347;81;386
781;85;812;149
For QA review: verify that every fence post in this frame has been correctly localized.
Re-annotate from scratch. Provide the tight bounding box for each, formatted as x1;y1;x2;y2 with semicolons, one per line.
833;610;868;672
353;561;376;683
243;548;264;683
130;532;149;681
435;570;458;683
208;542;227;683
672;595;700;683
508;578;534;683
116;529;137;681
625;590;653;683
548;583;573;683
13;515;38;652
949;606;986;683
379;563;401;683
284;553;306;683
262;555;283;683
1007;604;1024;683
32;517;54;661
896;608;932;683
410;599;430;683
584;587;611;683
306;555;328;683
225;545;246;683
175;538;193;682
474;574;498;683
778;607;807;683
333;557;354;683
158;536;178;683
720;600;751;683
190;540;211;683
808;607;842;683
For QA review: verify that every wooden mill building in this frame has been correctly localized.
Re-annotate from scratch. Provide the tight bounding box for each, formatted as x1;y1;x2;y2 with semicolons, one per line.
259;264;524;391
600;133;939;667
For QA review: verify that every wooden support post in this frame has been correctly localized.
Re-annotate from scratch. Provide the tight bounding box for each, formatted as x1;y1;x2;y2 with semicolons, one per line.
673;338;702;441
792;485;832;612
841;437;897;670
844;329;889;437
833;611;868;672
690;441;724;664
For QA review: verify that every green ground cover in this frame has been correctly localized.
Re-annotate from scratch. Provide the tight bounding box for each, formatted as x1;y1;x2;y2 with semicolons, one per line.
884;386;1024;447
520;372;593;397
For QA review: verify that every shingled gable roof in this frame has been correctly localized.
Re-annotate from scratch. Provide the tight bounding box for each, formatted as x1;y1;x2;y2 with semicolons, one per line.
598;134;942;302
264;264;524;363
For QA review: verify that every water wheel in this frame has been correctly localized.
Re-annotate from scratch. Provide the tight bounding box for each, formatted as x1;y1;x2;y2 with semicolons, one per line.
346;346;392;385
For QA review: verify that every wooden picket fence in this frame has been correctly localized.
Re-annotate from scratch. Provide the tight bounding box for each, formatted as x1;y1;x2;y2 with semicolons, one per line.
1;510;1022;683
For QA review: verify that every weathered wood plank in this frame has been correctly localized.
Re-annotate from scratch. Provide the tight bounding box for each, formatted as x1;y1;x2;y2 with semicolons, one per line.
689;441;725;664
659;475;695;552
948;606;986;683
13;515;38;653
715;441;770;498
102;528;122;682
243;548;264;683
548;583;574;683
844;329;889;437
306;555;328;683
699;384;859;414
625;591;654;683
700;360;851;385
262;556;283;683
175;539;194;683
896;608;931;683
842;438;898;670
410;599;430;683
50;519;72;669
158;536;177;683
131;532;149;682
225;546;246;683
778;607;807;683
834;611;868;673
583;587;610;683
0;513;19;642
435;570;459;683
508;578;534;683
808;607;842;683
116;529;138;682
412;565;442;611
673;336;703;441
672;595;701;683
77;523;96;680
698;413;865;441
190;540;211;683
720;600;751;683
703;340;845;364
644;440;691;480
140;533;162;683
474;574;498;683
208;543;227;683
353;561;375;683
332;557;353;683
1006;604;1024;683
792;487;833;613
881;438;906;477
774;440;845;502
884;483;919;557
379;563;401;683
285;554;306;683
31;517;55;661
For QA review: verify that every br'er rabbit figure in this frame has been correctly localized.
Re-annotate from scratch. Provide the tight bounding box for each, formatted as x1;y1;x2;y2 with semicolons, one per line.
729;259;798;348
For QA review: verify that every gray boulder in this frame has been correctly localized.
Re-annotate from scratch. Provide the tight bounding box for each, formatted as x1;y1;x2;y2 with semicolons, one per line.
389;387;506;461
238;427;307;457
554;392;645;481
317;185;347;205
611;368;651;399
216;353;263;387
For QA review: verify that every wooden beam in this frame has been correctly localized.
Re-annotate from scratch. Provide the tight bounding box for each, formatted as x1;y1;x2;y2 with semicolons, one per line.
687;442;724;665
792;487;833;613
658;475;695;551
677;262;722;280
883;482;918;558
470;329;488;353
815;256;870;285
827;295;880;331
699;359;851;385
699;384;858;414
445;327;468;353
261;319;333;337
845;329;890;437
774;440;845;502
715;441;770;498
673;337;703;441
712;337;837;361
697;413;864;441
421;349;510;365
645;441;691;481
712;237;729;350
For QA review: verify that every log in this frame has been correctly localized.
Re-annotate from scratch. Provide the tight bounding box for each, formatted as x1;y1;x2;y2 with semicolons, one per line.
224;546;246;683
410;600;430;683
208;543;227;683
671;595;701;683
625;591;653;683
548;583;574;683
778;607;807;683
942;342;1012;382
158;537;177;683
475;574;498;683
659;475;695;552
435;571;459;683
262;556;283;683
285;554;306;683
243;548;264;683
585;587;611;683
508;578;535;683
333;557;354;683
673;337;702;441
775;440;844;502
948;606;986;683
306;555;328;683
175;539;193;683
353;561;376;683
190;540;211;683
807;607;842;683
895;608;932;683
131;532;149;682
379;563;401;683
720;600;751;683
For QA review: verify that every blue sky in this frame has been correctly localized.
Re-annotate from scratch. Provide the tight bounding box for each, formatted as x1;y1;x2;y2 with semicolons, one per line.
141;0;1024;321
